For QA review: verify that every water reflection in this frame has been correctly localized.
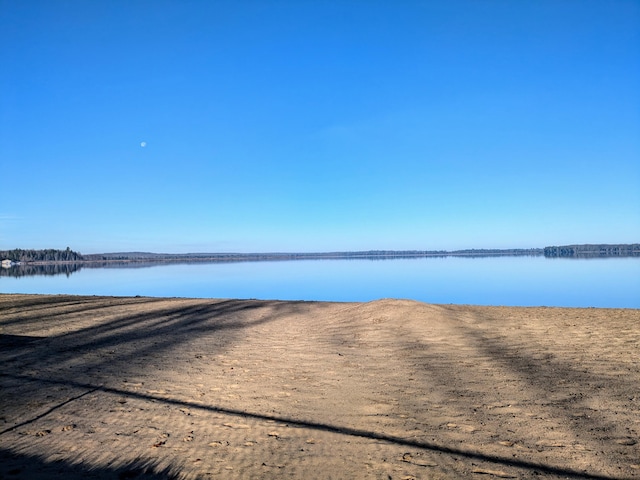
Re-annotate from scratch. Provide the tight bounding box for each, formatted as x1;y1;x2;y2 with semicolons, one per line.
0;253;546;279
1;257;638;308
0;263;84;278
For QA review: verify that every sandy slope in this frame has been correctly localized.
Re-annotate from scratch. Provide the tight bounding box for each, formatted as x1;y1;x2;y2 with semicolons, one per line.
1;294;639;479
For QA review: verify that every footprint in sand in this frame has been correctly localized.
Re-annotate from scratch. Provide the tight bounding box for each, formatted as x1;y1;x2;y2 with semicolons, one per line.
208;441;229;447
445;422;477;433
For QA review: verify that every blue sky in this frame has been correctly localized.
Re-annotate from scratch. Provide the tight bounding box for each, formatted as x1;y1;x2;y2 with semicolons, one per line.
1;0;639;253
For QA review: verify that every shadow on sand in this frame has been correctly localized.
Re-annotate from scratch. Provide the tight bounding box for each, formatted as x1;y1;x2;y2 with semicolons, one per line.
0;295;632;479
0;447;178;479
0;372;618;480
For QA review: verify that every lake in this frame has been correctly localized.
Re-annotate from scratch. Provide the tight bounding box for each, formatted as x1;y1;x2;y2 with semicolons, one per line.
1;256;639;308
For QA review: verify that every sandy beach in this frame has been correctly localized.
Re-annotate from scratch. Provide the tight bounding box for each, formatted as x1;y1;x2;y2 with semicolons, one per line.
1;294;638;479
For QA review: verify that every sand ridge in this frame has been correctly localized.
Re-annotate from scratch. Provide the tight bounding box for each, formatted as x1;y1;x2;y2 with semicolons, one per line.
1;294;639;479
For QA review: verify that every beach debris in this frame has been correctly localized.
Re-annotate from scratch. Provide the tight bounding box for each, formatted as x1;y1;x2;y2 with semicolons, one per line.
535;440;565;448
615;437;637;445
401;453;437;467
223;422;250;429
471;467;517;478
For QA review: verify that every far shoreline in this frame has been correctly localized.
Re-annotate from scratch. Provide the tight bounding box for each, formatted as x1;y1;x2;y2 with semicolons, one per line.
3;243;639;267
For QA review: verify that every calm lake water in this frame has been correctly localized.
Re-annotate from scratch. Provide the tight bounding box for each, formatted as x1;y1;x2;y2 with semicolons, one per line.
1;256;639;308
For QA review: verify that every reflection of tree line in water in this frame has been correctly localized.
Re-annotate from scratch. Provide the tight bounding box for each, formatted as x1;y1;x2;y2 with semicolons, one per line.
0;261;187;278
0;263;84;278
3;257;427;278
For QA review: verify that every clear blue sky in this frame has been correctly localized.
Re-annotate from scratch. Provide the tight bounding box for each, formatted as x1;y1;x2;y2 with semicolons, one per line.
1;0;639;253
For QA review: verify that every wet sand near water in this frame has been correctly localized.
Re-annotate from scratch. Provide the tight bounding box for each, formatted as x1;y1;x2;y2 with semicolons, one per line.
1;294;639;479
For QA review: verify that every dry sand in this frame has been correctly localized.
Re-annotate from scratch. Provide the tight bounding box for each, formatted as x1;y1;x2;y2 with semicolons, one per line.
1;294;639;479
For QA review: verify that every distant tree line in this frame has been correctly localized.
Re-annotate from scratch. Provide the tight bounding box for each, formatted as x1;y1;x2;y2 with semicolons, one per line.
543;244;640;258
0;247;84;263
3;244;638;265
83;248;545;262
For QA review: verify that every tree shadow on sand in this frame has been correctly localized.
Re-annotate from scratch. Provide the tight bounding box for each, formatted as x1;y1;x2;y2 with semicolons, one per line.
1;296;312;382
0;372;621;480
0;447;178;479
0;296;634;479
